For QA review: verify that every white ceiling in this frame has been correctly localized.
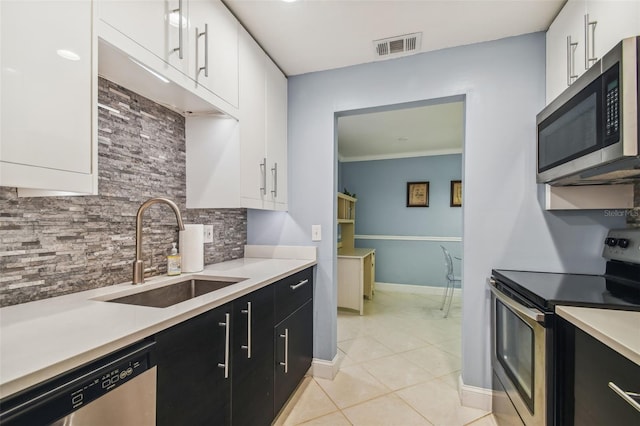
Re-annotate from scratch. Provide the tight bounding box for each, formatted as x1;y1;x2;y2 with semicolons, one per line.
338;101;464;161
223;0;564;77
223;0;563;160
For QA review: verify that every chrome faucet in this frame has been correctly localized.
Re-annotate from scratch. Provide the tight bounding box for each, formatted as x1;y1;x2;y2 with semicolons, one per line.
133;197;185;284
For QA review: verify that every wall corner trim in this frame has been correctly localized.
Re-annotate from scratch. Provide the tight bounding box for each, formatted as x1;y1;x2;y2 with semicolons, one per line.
311;354;340;380
458;374;493;412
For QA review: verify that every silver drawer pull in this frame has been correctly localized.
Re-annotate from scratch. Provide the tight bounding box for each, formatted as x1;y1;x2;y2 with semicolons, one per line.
259;158;267;195
196;24;209;77
608;382;640;412
279;329;289;373
240;301;252;359
290;279;309;291
171;0;184;59
217;313;230;379
584;14;597;70
271;162;278;198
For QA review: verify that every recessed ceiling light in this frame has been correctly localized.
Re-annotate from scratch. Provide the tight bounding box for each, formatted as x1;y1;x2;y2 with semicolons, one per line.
282;0;297;3
56;49;80;61
129;57;170;83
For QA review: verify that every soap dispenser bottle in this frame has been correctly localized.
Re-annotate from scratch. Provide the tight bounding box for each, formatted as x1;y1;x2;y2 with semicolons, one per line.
167;242;181;276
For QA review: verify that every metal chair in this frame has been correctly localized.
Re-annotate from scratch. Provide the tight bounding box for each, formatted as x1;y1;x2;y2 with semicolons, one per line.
440;245;461;318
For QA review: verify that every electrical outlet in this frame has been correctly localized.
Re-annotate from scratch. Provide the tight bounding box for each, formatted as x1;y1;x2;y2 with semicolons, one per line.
203;225;214;243
312;225;321;241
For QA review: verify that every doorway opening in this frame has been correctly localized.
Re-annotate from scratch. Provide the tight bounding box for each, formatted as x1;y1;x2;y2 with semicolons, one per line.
334;94;465;339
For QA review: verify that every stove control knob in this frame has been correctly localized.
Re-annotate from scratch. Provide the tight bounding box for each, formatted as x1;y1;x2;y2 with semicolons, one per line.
617;238;630;249
605;237;618;247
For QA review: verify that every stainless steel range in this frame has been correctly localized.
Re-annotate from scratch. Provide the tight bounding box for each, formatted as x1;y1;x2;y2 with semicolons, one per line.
489;228;640;425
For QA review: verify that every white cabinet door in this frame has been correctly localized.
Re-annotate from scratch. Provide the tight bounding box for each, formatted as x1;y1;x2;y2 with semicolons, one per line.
265;58;288;209
586;0;640;66
189;0;239;108
98;0;189;75
238;28;267;206
0;0;96;193
546;0;640;103
546;0;587;102
185;27;287;210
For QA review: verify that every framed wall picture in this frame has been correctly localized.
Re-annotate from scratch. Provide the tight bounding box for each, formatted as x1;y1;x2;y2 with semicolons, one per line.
407;181;429;207
451;180;462;207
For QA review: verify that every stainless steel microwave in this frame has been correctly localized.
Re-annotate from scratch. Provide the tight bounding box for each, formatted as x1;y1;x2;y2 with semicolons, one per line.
537;36;640;186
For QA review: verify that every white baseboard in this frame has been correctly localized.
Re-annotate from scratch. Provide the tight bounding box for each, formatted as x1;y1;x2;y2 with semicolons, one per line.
375;282;461;296
458;375;493;411
311;354;340;380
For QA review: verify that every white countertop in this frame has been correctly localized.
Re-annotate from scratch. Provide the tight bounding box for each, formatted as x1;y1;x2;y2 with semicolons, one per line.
0;245;316;399
556;306;640;366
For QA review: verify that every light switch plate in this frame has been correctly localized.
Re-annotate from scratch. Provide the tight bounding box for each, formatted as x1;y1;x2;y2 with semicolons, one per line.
312;224;321;241
203;225;214;243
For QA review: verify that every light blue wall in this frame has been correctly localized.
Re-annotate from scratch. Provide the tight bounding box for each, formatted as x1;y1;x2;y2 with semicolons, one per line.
342;154;462;285
247;32;625;389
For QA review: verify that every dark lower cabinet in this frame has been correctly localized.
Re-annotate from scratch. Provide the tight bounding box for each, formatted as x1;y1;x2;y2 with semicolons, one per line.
274;299;313;414
232;285;275;426
154;302;233;426
153;267;314;425
558;318;640;426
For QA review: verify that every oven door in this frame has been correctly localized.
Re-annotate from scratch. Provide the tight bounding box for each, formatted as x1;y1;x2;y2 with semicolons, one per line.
490;280;548;426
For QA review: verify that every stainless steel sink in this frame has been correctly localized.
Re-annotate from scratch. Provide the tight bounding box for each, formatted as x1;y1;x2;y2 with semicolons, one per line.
105;278;245;308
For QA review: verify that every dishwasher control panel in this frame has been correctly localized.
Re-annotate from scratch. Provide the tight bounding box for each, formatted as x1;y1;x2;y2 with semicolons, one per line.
69;353;149;410
0;341;155;426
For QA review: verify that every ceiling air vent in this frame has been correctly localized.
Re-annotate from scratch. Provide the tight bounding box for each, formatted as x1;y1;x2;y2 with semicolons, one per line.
373;32;422;60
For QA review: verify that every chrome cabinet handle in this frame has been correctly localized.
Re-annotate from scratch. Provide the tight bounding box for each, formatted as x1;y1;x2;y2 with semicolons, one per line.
584;14;598;70
489;279;545;324
608;382;640;412
290;279;309;291
240;302;252;359
271;163;278;198
566;35;578;86
279;329;289;373
259;158;267;195
217;313;230;378
196;24;209;77
171;0;184;59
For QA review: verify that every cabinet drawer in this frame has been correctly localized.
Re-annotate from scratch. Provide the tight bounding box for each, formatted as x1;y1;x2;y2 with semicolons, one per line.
573;327;640;425
275;268;313;324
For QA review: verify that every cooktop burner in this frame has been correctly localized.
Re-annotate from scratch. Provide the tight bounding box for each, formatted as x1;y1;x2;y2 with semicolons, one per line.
492;228;640;312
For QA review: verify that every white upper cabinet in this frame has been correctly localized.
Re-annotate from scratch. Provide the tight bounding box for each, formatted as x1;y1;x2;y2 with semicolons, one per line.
238;28;288;211
186;28;288;211
265;57;288;209
98;0;239;113
98;0;189;75
546;0;640;103
546;0;587;102
238;29;267;206
586;0;640;64
0;0;97;194
189;0;238;108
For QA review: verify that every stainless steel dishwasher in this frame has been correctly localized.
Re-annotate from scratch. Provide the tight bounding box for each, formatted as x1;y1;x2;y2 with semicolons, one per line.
0;340;156;426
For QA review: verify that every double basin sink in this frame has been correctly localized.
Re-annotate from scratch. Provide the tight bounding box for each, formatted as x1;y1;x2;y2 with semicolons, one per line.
103;277;246;308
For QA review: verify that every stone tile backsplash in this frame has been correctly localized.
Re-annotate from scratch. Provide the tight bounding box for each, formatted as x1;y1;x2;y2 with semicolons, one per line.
0;78;246;307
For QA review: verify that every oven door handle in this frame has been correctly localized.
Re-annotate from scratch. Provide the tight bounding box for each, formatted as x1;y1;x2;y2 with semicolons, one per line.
489;279;545;325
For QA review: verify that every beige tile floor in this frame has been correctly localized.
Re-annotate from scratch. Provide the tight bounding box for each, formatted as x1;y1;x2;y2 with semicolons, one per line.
274;289;498;426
